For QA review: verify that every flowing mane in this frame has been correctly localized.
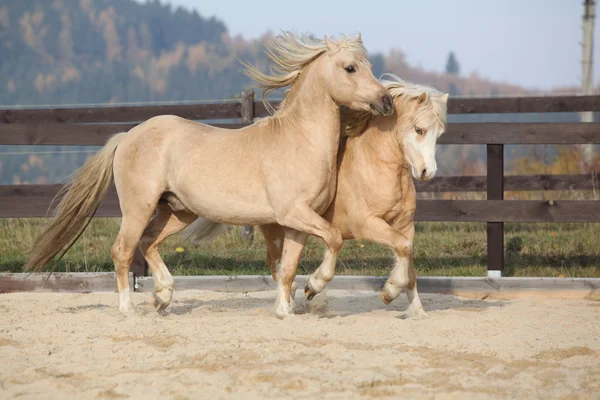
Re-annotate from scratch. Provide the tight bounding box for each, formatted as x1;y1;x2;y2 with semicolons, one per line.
345;74;448;137
241;31;368;114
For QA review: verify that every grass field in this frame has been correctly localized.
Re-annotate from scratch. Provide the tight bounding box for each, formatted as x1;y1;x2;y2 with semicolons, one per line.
1;218;599;277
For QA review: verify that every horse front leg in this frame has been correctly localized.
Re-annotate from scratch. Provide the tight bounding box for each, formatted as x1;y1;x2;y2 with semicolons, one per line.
305;242;345;300
277;203;343;303
404;250;427;319
391;223;427;319
260;224;298;300
273;228;308;319
356;218;426;319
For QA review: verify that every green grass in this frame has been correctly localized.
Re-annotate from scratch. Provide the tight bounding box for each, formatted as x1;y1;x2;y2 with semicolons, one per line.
1;218;599;277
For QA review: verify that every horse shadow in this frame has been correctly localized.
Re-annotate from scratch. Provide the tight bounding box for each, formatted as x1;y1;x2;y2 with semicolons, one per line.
165;289;506;318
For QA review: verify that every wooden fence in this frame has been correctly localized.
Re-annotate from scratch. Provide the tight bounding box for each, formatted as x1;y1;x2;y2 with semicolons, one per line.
1;92;600;278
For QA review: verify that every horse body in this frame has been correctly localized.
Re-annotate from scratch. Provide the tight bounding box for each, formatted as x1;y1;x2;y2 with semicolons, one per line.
113;116;270;224
291;77;448;315
324;126;418;240
186;76;448;318
25;33;392;318
114;97;338;226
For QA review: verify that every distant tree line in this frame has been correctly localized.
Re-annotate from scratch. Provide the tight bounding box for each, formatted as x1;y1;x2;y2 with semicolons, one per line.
1;0;589;185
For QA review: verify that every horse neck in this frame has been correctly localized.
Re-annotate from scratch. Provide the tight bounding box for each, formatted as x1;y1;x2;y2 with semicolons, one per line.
274;60;340;149
346;116;405;172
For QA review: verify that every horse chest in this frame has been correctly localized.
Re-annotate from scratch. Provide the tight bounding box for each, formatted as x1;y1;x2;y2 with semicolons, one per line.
378;184;415;226
383;201;406;223
383;202;412;224
309;170;338;214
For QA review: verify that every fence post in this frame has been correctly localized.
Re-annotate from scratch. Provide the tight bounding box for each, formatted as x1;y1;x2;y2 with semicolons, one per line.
130;248;148;290
487;144;504;277
241;89;255;241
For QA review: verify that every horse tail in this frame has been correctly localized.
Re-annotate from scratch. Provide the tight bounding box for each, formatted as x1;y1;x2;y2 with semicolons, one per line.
180;217;228;244
24;132;128;272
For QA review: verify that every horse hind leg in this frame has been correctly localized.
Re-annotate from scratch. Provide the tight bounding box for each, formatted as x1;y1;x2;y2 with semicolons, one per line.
139;204;197;313
112;206;157;314
260;224;298;299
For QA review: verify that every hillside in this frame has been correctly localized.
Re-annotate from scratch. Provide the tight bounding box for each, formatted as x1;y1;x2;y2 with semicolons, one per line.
1;0;596;186
0;0;259;105
0;0;534;108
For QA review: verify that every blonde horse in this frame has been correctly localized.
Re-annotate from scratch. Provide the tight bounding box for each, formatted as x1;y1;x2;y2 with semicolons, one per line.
25;32;392;318
184;76;448;318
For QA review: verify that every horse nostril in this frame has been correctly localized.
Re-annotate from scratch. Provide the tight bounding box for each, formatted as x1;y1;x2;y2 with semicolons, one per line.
420;169;427;179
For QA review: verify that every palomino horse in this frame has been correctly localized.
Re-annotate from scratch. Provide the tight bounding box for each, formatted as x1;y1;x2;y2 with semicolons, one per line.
183;76;448;318
25;32;393;318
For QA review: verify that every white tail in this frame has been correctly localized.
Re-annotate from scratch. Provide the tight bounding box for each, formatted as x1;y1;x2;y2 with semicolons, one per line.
180;217;228;244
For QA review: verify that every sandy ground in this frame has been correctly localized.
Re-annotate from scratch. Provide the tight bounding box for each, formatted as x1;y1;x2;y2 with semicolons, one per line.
1;289;599;400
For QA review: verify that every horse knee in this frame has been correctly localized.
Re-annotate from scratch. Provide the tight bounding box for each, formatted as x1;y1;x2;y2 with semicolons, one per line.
326;228;343;253
111;239;133;268
394;238;413;258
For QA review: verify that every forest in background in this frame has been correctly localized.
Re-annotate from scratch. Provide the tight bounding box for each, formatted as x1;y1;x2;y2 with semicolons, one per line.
0;0;598;185
0;0;536;107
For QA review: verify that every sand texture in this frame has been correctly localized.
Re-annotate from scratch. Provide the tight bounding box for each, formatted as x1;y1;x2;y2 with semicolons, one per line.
1;289;599;399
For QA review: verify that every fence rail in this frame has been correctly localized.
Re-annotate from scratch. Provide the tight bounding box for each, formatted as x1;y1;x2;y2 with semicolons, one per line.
1;177;599;219
2;122;600;146
1;92;600;277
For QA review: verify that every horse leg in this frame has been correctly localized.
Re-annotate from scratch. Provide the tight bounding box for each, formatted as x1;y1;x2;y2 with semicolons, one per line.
405;251;427;319
273;228;308;319
112;206;156;314
398;223;427;319
260;224;297;299
305;241;345;300
139;205;197;312
278;203;343;302
353;217;419;309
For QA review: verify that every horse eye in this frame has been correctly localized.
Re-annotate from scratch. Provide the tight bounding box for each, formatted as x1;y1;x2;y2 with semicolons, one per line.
344;66;356;73
415;127;424;135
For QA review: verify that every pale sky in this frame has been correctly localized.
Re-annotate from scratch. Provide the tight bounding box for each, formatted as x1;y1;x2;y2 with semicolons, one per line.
152;0;600;91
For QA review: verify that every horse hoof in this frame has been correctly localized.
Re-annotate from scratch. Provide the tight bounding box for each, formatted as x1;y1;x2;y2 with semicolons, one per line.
153;297;169;315
381;291;393;305
119;304;136;315
153;286;173;313
304;284;316;301
410;310;428;320
409;306;428;320
275;303;291;319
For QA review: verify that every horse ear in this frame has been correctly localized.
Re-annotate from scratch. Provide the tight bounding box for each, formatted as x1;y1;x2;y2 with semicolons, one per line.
441;93;449;103
356;32;362;43
325;35;338;52
417;92;428;104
